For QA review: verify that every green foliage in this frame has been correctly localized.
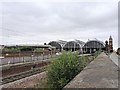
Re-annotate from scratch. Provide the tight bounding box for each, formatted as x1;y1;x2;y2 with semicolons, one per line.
93;50;101;58
46;51;89;90
3;47;20;52
34;48;43;52
3;46;33;52
19;46;32;51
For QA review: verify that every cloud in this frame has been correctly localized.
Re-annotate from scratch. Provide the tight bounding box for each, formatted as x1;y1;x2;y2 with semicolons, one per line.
1;1;118;49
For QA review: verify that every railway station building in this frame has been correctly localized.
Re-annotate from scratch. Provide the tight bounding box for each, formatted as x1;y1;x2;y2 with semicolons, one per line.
63;40;85;53
48;40;67;52
49;39;106;54
82;40;105;53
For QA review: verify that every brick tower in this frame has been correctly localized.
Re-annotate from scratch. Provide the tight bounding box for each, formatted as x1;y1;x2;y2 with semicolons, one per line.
109;35;113;52
105;40;109;53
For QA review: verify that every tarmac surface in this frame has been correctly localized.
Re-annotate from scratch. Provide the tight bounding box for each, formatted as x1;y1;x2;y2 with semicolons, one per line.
64;52;118;88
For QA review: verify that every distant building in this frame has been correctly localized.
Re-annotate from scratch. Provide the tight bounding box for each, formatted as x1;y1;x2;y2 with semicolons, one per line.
48;40;85;53
49;39;106;54
109;36;113;52
105;36;113;53
105;40;109;53
82;40;105;53
48;40;67;52
2;44;55;53
63;40;85;52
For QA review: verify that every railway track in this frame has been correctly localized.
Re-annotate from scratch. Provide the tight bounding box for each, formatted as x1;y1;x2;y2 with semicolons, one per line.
2;60;50;77
2;66;47;85
2;60;51;85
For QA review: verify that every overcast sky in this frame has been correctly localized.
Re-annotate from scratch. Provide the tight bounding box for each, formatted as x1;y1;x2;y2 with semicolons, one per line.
0;0;118;50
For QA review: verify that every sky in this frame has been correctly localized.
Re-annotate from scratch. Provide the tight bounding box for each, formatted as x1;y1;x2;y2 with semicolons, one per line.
0;0;119;50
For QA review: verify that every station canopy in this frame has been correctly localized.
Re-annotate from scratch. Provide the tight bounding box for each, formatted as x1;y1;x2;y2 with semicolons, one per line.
83;40;105;49
63;40;85;50
48;40;67;49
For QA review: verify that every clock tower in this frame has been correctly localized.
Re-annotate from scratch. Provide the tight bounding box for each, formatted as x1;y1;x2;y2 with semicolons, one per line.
109;35;113;52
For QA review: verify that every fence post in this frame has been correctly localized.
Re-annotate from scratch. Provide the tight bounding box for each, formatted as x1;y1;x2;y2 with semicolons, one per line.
19;52;21;63
31;55;33;62
43;53;44;60
23;56;24;63
51;50;52;58
37;53;39;61
13;56;14;64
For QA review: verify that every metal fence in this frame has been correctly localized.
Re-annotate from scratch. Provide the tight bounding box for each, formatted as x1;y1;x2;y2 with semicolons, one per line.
1;51;56;65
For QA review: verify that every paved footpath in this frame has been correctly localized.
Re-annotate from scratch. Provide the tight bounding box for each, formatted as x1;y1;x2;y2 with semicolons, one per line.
110;52;119;67
64;52;118;88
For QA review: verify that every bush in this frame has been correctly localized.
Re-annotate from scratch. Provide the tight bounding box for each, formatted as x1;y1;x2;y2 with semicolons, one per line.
20;46;32;51
34;48;43;52
3;47;20;52
46;51;89;90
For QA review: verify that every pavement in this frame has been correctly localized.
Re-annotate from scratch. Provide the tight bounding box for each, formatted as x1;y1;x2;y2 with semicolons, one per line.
109;52;119;67
64;52;118;88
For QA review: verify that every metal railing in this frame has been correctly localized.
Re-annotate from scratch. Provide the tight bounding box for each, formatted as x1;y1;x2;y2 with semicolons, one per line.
1;51;56;65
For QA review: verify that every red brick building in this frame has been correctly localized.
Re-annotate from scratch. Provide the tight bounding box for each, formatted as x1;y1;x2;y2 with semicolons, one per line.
105;36;113;53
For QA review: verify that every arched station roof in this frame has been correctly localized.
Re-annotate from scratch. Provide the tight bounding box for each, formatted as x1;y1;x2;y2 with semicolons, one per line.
74;40;85;47
63;40;85;49
48;40;67;49
83;40;105;49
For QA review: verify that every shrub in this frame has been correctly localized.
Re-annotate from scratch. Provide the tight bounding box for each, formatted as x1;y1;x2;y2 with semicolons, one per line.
20;46;32;51
3;47;20;52
34;48;43;52
46;51;89;90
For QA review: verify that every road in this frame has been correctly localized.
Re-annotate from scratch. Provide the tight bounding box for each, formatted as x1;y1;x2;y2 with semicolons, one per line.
109;52;119;67
0;55;53;65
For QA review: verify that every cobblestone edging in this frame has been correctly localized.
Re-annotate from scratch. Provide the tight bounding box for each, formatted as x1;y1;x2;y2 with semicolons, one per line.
64;52;118;88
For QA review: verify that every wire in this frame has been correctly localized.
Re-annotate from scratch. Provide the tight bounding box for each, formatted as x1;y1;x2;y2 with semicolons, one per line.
1;27;40;36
